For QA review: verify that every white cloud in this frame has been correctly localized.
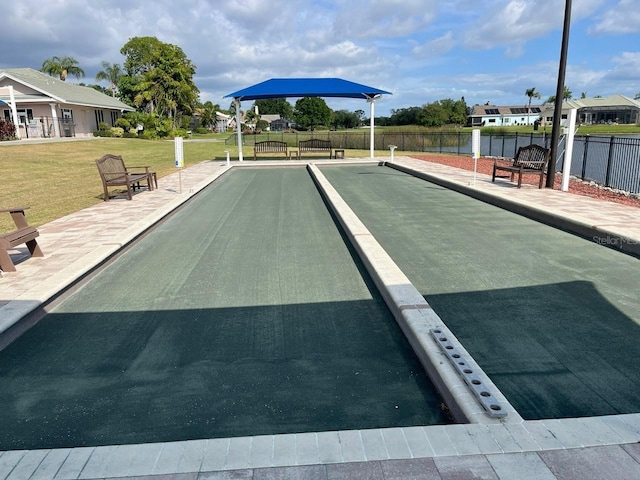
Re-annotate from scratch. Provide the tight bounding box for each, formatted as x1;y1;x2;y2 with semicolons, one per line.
412;32;455;58
1;0;637;114
331;0;438;39
589;0;640;34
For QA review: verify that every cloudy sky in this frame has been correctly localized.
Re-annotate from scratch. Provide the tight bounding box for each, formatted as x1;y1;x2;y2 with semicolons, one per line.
3;0;639;116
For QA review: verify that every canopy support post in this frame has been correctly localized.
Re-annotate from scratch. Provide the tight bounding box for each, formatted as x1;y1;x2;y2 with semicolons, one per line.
8;86;20;139
235;98;243;162
367;95;380;159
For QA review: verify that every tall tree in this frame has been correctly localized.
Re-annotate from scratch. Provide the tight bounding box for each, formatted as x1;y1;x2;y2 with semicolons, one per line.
331;110;360;129
95;62;122;97
254;98;293;119
293;97;331;129
389;107;422;126
41;56;85;81
525;87;541;123
119;37;199;126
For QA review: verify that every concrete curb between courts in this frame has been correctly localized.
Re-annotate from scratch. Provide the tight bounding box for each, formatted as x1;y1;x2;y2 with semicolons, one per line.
307;162;521;425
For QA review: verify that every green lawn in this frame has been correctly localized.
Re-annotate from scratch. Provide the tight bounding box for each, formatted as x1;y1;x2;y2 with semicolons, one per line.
0;138;234;231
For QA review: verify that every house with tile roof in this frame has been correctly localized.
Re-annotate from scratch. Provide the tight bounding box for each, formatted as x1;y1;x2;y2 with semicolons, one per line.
0;68;134;140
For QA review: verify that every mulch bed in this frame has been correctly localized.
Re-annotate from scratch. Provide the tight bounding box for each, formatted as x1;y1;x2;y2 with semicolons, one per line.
410;154;640;209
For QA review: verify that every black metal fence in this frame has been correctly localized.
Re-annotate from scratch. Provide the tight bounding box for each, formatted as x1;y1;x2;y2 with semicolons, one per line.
226;131;640;194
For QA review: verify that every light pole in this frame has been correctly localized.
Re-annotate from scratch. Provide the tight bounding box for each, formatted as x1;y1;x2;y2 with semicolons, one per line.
547;0;572;188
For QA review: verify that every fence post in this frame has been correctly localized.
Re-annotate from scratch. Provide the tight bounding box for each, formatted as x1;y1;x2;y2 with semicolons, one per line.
604;136;615;187
581;135;589;180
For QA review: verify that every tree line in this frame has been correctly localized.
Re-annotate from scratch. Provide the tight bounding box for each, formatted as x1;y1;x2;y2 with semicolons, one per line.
46;38;637;135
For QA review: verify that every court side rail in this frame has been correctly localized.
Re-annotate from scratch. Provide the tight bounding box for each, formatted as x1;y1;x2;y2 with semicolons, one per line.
307;163;522;425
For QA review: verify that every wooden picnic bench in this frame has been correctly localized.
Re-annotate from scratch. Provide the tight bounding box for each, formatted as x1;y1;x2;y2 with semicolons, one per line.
0;207;44;272
253;140;291;160
298;139;334;159
96;154;156;201
491;144;550;189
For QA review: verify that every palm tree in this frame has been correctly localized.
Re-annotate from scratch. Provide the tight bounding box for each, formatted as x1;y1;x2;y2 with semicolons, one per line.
197;101;219;130
546;86;573;104
41;56;85;81
95;62;122;97
525;87;541;125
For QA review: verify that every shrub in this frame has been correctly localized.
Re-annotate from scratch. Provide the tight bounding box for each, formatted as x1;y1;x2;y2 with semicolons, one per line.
115;118;131;129
93;129;113;137
195;127;209;134
110;127;124;138
98;121;110;131
170;128;189;138
123;131;138;138
0;120;17;141
139;129;158;140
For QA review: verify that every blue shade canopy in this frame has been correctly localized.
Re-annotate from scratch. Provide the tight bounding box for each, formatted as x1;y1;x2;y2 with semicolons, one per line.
224;78;391;101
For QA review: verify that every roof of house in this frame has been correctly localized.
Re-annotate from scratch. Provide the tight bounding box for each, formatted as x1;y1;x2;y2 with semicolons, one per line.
563;94;640;110
0;68;135;111
261;114;281;123
470;104;549;116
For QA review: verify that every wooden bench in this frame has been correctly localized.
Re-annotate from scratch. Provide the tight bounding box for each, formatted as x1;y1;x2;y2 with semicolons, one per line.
0;207;44;272
298;139;333;159
253;140;291;160
491;144;550;189
96;154;156;201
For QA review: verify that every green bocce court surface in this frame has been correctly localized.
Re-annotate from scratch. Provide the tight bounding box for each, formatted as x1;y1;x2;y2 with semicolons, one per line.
0;168;448;451
320;164;640;421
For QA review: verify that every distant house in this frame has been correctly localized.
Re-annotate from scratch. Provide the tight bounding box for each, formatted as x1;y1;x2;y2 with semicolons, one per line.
468;104;549;127
469;95;640;129
268;116;294;131
258;114;279;131
0;68;134;139
544;95;640;125
216;111;231;132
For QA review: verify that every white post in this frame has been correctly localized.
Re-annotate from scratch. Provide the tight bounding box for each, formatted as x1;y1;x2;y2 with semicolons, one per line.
561;108;578;191
368;97;375;159
175;136;184;194
235;99;243;162
8;86;20;139
472;129;481;186
225;150;230;167
49;103;61;138
389;145;397;162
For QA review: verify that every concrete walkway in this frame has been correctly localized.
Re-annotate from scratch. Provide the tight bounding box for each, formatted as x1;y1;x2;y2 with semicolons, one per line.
1;157;640;480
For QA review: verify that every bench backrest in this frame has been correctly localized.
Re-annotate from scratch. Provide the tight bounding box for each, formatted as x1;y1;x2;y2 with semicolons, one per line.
96;154;127;181
513;145;550;170
299;139;331;150
254;141;287;152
